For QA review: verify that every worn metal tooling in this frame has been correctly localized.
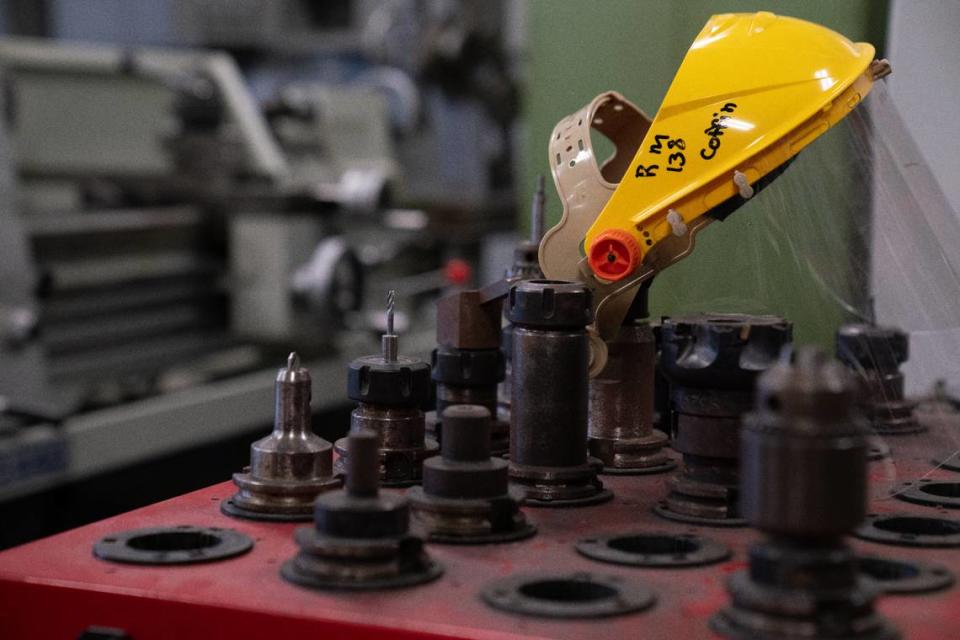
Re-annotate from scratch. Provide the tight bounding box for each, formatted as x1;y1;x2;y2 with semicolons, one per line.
427;343;507;454
425;182;548;453
222;353;340;521
428;178;548;451
282;429;443;590
7;12;960;640
498;176;549;426
712;347;898;640
507;279;610;507
408;404;535;543
2;381;960;638
588;283;673;474
836;323;922;435
335;291;437;487
656;314;792;526
431;281;509;460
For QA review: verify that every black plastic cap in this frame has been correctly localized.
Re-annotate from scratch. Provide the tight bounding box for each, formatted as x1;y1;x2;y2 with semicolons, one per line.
836;323;909;371
345;430;380;498
441;405;492;462
506;280;592;329
347;355;431;407
314;492;409;539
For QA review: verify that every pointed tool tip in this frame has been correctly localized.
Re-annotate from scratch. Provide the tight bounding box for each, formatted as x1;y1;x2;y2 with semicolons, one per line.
386;289;396;336
287;351;300;370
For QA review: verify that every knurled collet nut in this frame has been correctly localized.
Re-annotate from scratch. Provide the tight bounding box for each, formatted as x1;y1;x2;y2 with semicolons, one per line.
431;345;505;386
347;355;431;407
506;280;592;329
836;323;908;370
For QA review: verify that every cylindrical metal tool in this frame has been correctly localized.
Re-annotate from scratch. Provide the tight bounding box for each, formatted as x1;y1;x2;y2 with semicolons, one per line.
655;314;791;526
282;430;443;590
409;405;535;543
588;283;674;474
223;353;340;521
426;345;508;454
711;347;899;640
334;292;437;486
498;177;547;426
507;279;611;507
836;323;921;435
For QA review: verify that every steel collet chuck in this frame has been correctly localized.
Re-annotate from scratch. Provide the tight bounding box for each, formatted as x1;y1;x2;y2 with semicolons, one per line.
334;291;437;487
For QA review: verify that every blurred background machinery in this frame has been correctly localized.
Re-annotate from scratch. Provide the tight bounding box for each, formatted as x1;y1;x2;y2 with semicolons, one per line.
0;0;522;548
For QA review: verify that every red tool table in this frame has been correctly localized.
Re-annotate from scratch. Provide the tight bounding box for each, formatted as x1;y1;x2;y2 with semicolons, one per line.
2;407;960;639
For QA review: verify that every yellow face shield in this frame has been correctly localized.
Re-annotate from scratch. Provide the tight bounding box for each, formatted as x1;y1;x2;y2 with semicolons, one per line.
540;11;889;354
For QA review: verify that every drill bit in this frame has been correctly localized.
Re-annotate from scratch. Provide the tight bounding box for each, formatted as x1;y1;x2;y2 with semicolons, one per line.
382;289;398;363
530;174;546;245
387;289;395;335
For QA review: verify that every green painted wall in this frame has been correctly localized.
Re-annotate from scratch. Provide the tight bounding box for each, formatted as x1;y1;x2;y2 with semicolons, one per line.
521;0;888;346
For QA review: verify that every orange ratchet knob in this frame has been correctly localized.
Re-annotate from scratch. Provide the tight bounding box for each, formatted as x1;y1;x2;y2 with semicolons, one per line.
588;229;640;282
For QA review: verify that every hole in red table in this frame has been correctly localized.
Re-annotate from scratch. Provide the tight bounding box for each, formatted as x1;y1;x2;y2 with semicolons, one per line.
873;517;960;536
126;532;221;552
518;579;617;603
919;482;960;498
607;534;699;555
